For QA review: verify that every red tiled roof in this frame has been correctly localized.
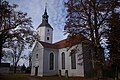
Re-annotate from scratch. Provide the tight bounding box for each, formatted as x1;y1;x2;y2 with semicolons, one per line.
54;39;68;49
54;34;87;49
39;41;58;49
39;34;88;49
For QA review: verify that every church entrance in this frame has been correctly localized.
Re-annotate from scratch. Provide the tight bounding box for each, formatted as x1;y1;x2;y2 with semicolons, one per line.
35;67;38;76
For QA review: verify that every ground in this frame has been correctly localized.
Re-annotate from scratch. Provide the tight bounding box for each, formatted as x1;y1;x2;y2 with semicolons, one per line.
0;74;113;80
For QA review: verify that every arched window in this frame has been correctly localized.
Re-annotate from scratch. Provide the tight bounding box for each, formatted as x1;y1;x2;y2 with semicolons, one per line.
36;54;38;59
71;50;76;69
61;52;65;69
49;53;54;70
48;29;49;32
47;37;49;40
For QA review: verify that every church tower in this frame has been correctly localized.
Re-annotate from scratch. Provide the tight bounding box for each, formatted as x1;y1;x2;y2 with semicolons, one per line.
37;6;53;43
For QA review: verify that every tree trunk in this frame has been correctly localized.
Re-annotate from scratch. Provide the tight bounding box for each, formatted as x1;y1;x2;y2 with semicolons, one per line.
0;44;2;64
14;63;17;74
0;35;3;64
0;32;5;64
115;66;118;80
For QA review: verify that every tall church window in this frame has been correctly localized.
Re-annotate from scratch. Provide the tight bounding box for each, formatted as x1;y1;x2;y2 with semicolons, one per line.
71;50;76;69
61;52;65;69
49;53;54;70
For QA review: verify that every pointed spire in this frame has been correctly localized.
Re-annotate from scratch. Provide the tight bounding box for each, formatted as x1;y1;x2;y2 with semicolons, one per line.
44;2;47;15
37;3;53;30
42;3;48;23
45;3;47;13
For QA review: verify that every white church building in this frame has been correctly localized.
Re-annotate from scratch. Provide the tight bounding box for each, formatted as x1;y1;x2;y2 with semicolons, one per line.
31;7;95;77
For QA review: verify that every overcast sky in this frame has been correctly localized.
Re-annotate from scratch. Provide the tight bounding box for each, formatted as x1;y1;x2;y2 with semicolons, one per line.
6;0;67;66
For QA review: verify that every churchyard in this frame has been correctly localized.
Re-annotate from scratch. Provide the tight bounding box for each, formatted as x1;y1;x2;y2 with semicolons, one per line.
0;73;113;80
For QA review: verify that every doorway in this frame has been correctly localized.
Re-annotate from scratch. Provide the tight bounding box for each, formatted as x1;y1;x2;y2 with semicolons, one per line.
35;67;38;76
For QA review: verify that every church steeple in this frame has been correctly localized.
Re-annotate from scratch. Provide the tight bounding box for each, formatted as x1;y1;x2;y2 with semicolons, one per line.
42;5;48;23
37;5;53;30
37;5;53;43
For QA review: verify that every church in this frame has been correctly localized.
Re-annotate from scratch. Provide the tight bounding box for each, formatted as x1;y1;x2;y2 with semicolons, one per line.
31;7;95;77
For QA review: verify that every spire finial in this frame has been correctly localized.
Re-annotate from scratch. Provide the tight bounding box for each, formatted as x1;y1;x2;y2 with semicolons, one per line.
42;2;48;23
45;2;47;13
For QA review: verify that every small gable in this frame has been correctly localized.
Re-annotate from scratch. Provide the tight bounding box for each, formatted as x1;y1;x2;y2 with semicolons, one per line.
38;41;58;49
32;41;44;53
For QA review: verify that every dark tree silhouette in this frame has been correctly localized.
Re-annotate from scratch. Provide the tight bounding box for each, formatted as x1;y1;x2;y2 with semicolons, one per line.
64;0;119;78
0;0;35;74
107;3;120;79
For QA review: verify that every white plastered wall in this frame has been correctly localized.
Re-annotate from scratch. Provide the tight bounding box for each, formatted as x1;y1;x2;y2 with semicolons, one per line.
31;42;44;76
37;27;53;43
58;44;84;77
43;48;58;76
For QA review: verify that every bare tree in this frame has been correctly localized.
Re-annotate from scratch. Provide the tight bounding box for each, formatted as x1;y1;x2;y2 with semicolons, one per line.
107;2;120;79
64;0;119;78
3;40;26;73
0;0;35;64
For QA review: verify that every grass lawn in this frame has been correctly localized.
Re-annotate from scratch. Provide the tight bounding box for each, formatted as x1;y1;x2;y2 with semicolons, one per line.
0;74;113;80
0;74;30;80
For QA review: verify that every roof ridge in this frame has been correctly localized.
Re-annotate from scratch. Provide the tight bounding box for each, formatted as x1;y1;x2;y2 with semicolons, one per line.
53;39;67;44
38;34;90;49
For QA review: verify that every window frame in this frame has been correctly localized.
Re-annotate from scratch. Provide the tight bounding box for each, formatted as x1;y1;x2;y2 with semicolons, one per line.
71;50;76;69
49;53;54;70
36;54;38;59
47;37;49;40
61;52;65;69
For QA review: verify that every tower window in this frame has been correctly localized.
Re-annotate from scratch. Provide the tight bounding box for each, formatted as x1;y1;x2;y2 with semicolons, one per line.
36;54;38;59
48;29;49;32
47;37;49;40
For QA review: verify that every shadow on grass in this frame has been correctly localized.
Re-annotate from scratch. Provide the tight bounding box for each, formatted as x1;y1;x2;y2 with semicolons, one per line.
0;74;113;80
0;74;30;80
